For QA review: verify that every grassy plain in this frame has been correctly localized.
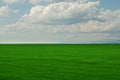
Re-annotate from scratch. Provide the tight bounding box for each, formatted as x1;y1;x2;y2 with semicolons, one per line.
0;44;120;80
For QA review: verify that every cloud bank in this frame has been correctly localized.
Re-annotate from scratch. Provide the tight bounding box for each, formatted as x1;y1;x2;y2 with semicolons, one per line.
0;0;120;43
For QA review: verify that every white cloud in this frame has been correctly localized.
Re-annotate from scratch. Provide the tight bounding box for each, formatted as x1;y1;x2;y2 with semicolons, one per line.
29;0;41;4
0;0;21;4
20;1;120;33
0;0;98;4
21;1;100;25
0;6;17;17
0;0;37;4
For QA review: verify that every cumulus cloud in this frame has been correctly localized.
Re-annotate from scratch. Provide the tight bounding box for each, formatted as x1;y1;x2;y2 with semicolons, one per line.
20;1;120;32
0;6;17;17
21;1;100;25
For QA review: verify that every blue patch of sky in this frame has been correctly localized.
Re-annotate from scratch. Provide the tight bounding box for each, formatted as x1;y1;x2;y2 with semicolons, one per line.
0;3;32;25
99;0;120;10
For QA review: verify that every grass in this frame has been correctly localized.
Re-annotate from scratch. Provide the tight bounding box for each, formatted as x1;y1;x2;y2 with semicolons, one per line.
0;44;120;80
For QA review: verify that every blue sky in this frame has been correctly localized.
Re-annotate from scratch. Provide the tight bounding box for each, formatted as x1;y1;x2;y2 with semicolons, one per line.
100;0;120;10
0;0;120;43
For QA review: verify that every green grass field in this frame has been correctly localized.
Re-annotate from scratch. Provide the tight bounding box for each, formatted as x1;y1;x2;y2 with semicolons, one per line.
0;44;120;80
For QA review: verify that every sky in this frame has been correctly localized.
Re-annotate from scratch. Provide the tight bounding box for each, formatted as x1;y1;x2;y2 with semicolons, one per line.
0;0;120;43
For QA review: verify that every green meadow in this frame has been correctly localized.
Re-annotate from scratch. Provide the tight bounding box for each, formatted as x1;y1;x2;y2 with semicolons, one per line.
0;44;120;80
